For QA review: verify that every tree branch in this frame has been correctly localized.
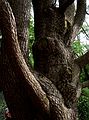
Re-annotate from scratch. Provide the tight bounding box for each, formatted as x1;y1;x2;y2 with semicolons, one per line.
86;11;89;15
81;81;89;88
34;71;73;120
75;51;89;68
59;0;75;13
81;26;89;39
71;0;86;42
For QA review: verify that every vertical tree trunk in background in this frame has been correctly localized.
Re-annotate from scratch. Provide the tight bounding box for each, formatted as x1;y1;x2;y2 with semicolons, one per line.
8;0;31;61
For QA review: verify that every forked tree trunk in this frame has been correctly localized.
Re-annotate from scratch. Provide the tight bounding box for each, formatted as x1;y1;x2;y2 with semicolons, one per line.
32;0;81;119
0;0;86;120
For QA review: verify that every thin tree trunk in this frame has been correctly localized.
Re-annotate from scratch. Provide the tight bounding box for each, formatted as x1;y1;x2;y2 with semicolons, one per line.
8;0;31;61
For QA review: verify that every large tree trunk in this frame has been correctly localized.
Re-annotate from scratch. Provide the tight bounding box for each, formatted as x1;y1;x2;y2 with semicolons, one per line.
0;0;86;120
32;0;84;119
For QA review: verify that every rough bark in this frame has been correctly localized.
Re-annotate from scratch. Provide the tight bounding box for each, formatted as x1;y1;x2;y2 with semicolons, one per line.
71;0;86;42
7;0;31;61
32;0;82;119
0;1;76;120
0;0;50;120
0;0;87;120
75;51;89;68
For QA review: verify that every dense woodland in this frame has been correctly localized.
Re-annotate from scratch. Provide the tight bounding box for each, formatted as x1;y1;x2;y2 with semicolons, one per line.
0;0;89;120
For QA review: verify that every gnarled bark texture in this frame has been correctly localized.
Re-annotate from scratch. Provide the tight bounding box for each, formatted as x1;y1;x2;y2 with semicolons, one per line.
32;0;86;119
0;0;87;120
33;0;76;108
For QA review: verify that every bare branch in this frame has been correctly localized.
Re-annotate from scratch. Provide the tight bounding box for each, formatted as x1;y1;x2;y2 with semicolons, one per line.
75;51;89;68
86;11;89;15
81;26;89;39
59;0;75;13
71;0;86;42
81;81;89;88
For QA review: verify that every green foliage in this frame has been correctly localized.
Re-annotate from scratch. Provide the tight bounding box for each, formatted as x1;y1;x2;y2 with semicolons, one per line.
80;68;86;83
80;64;89;83
72;40;89;82
0;92;6;120
78;88;89;120
29;17;35;51
28;17;35;67
80;69;85;83
82;87;89;97
72;40;88;57
85;64;89;74
72;37;89;120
